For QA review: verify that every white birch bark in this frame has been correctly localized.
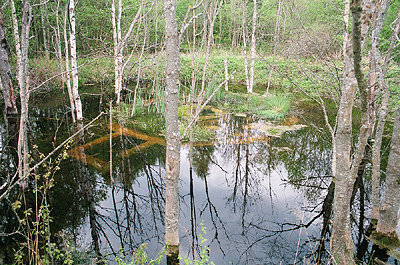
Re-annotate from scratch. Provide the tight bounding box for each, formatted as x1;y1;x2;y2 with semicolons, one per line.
249;0;257;94
242;0;249;92
63;2;76;122
69;0;83;121
11;0;32;187
11;0;23;87
112;0;143;103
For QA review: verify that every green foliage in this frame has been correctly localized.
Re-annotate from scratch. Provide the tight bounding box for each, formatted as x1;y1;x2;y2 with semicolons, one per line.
179;221;215;265
220;91;292;120
112;244;164;265
12;144;72;264
179;122;216;143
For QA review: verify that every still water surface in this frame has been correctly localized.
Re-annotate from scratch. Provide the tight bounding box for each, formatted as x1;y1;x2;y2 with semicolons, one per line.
1;90;392;264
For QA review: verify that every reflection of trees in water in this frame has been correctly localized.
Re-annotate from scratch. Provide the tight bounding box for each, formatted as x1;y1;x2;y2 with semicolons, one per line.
190;144;229;257
91;132;166;258
204;113;337;263
0;118;20;263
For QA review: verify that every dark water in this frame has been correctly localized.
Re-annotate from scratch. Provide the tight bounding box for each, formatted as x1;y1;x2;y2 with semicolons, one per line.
0;89;397;264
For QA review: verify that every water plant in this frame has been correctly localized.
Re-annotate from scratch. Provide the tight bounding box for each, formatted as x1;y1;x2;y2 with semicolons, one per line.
218;91;292;120
179;221;215;265
112;245;164;265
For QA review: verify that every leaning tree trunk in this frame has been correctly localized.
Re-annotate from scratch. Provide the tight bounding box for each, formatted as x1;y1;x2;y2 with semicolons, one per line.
163;0;181;259
0;12;17;117
376;103;400;235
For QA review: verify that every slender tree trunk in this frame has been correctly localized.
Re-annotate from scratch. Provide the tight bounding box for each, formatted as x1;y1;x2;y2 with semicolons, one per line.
376;103;400;235
249;0;257;93
267;0;281;93
331;0;375;263
163;0;181;257
12;0;32;187
369;0;394;220
242;0;249;92
69;0;83;121
0;12;17;117
112;0;143;103
111;0;123;103
40;3;50;59
11;0;23;87
63;2;76;122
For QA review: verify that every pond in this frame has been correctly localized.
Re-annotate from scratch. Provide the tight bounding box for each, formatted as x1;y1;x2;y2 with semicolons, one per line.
0;88;397;264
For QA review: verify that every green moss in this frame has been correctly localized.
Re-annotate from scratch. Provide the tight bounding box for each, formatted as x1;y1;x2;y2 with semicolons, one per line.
370;231;400;249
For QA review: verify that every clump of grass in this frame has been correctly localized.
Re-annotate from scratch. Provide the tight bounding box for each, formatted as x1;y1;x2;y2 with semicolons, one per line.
219;91;292;120
253;93;292;120
179;122;215;143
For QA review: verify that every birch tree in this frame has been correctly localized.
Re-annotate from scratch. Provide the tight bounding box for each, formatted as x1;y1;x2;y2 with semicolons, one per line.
63;2;76;122
69;0;83;121
10;0;32;187
242;0;250;92
111;0;144;104
163;0;181;258
249;0;257;93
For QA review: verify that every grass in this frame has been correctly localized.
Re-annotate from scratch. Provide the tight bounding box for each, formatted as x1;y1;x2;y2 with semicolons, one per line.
27;49;342;100
218;91;292;120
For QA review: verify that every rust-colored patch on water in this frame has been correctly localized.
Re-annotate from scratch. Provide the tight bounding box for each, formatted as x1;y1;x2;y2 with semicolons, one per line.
68;124;165;169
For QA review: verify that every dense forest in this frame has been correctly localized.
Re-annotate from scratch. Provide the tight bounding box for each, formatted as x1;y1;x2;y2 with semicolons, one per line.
1;0;400;264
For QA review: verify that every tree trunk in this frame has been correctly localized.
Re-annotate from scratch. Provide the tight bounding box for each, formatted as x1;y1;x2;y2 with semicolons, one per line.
242;0;249;92
369;0;394;220
69;0;83;121
331;0;375;263
376;103;400;235
40;3;50;60
267;0;281;93
63;2;76;123
112;0;143;103
12;0;32;188
249;0;256;94
163;0;181;253
0;12;17;117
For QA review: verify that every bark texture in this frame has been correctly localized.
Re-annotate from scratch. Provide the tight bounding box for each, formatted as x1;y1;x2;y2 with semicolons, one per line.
163;0;181;248
249;0;257;93
370;0;395;220
0;12;17;116
331;0;375;263
377;103;400;234
69;0;83;121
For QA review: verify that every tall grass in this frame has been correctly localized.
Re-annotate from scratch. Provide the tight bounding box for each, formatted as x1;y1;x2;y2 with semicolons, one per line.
219;91;292;120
